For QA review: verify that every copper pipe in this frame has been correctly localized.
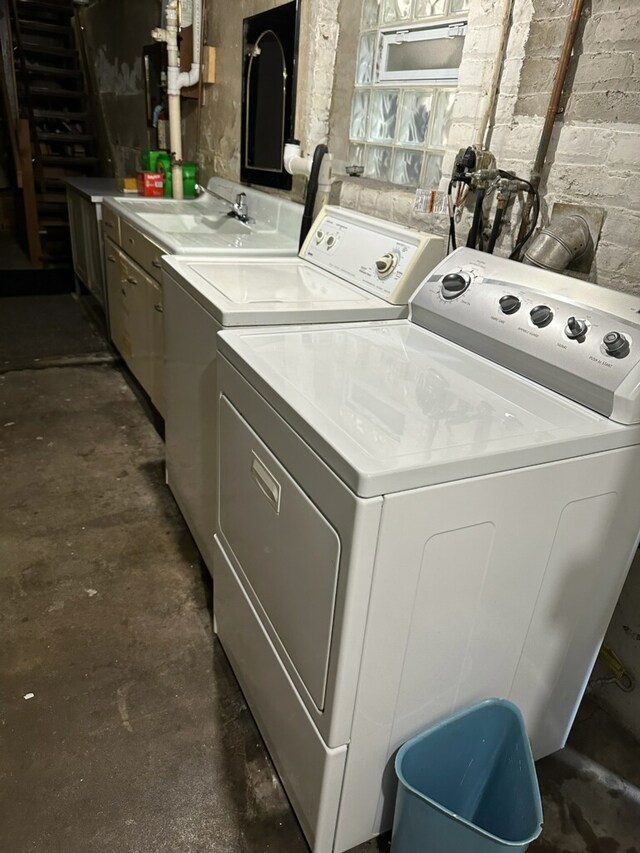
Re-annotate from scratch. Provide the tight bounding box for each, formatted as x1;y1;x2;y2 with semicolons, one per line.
514;0;586;252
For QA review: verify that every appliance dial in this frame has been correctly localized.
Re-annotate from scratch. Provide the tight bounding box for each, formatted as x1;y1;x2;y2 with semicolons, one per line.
315;229;324;244
326;235;336;249
499;294;521;315
603;331;630;358
375;252;399;278
565;316;588;340
530;305;553;328
441;272;470;300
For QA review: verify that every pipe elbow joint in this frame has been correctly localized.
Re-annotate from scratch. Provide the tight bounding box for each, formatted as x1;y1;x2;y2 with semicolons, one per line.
284;142;309;177
176;64;200;90
524;214;592;271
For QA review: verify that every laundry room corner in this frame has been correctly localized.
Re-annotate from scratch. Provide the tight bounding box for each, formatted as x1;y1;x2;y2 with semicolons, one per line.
2;0;640;851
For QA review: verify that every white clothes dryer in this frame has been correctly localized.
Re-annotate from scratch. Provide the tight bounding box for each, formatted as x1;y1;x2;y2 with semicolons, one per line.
214;248;640;852
162;207;444;571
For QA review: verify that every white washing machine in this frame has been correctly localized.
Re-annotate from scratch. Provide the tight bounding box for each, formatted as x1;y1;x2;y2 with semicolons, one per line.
161;207;444;571
214;248;640;853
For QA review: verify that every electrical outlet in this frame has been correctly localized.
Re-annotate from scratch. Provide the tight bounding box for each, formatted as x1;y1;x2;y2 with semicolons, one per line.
413;188;429;213
414;188;447;215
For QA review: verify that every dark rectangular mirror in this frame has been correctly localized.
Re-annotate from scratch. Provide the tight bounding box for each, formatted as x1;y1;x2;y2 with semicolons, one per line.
241;1;300;190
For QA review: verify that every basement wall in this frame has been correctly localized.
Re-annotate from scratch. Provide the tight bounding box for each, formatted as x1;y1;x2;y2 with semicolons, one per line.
190;0;340;202
328;0;640;294
79;0;161;176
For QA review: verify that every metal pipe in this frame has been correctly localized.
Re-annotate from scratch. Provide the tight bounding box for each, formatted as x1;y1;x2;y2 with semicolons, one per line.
515;0;586;250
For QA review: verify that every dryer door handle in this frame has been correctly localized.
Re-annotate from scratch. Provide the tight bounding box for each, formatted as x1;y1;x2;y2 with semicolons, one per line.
250;451;281;515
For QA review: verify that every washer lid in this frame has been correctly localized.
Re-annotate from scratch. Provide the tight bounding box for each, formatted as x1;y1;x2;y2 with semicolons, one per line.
218;321;640;498
162;256;406;325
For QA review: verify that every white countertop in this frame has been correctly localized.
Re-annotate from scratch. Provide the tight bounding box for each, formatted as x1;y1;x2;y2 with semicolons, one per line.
65;177;126;203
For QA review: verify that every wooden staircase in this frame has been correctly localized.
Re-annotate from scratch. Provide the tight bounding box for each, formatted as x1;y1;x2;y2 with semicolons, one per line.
8;0;99;267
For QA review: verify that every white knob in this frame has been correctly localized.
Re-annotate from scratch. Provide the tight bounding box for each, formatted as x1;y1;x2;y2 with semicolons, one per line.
375;252;399;278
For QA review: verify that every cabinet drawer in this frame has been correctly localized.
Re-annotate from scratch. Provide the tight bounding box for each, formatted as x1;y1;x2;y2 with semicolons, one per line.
102;205;120;244
120;220;165;279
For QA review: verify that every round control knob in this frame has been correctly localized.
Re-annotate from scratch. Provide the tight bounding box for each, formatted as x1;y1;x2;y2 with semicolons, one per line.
375;252;399;278
326;235;336;248
499;294;521;315
603;331;630;358
530;305;553;328
315;229;324;244
565;316;587;340
441;272;470;300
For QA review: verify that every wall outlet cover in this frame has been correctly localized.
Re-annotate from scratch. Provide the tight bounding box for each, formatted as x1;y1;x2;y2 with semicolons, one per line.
414;188;447;215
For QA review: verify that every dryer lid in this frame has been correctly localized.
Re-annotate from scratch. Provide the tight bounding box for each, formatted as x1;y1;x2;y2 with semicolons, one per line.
217;321;640;498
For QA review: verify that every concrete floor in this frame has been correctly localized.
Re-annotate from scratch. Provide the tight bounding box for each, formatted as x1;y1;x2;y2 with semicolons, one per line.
1;294;640;853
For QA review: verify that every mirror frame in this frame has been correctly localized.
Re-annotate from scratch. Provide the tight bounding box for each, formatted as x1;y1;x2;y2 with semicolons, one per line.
241;0;300;190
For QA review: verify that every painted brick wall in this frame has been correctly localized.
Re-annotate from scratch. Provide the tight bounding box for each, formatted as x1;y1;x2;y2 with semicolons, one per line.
331;0;640;293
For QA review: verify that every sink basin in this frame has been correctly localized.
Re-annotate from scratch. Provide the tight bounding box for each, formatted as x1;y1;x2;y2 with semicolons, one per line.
103;177;303;256
138;211;255;235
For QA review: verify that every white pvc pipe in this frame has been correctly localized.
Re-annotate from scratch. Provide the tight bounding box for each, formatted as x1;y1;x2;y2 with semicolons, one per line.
176;0;201;90
168;94;184;199
152;0;203;199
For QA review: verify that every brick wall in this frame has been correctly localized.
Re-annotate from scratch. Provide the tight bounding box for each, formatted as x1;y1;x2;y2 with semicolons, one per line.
331;0;640;293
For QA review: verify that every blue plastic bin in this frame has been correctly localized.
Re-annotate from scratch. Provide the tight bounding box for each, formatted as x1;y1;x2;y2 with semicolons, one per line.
391;699;543;853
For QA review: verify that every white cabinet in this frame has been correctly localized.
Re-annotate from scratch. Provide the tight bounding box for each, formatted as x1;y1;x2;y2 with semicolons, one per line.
67;186;107;308
104;236;165;415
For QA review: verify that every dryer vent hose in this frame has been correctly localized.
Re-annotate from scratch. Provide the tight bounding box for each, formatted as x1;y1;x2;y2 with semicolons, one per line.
299;144;329;251
524;214;592;272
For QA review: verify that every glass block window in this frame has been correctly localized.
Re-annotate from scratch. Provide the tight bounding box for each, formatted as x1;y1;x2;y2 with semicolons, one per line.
350;0;468;187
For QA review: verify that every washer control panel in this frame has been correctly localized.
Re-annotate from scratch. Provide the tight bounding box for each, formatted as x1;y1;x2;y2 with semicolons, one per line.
301;206;444;305
411;248;640;424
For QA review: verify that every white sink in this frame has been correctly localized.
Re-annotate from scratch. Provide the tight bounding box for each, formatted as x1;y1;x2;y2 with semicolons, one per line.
103;177;303;256
137;211;254;235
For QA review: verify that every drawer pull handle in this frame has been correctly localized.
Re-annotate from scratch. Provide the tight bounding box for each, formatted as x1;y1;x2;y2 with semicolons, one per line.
154;303;163;313
250;451;281;514
127;276;137;285
128;237;135;244
107;255;116;263
152;259;162;269
104;220;114;228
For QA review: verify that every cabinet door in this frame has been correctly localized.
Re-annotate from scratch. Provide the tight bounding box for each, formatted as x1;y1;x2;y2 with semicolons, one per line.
149;278;165;416
81;198;105;307
105;238;129;358
67;190;88;282
120;254;154;394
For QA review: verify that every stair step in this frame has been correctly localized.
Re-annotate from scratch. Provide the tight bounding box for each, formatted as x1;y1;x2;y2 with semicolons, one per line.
37;192;67;204
33;109;88;120
23;42;77;58
38;132;94;142
24;63;83;78
19;20;71;35
29;87;85;98
41;155;98;166
17;0;74;18
38;219;69;228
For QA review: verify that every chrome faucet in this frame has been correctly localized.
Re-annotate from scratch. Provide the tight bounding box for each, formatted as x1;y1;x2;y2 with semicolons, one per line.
229;192;249;222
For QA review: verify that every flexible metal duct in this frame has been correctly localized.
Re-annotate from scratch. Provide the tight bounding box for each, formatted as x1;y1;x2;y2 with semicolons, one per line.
524;214;592;272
